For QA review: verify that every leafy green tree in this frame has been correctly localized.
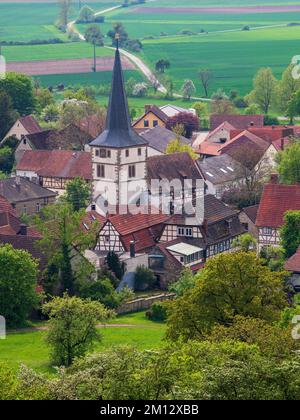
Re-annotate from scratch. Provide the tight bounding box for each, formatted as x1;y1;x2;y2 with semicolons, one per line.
0;90;17;140
85;25;104;46
35;88;54;112
43;294;112;366
0;72;36;115
198;69;213;97
64;177;91;212
107;22;128;47
192;101;208;118
77;5;95;23
181;79;196;100
155;59;170;74
35;204;97;295
166;252;287;341
280;210;300;258
0;244;39;327
168;268;196;296
260;245;285;272
106;251;125;281
0;146;15;174
278;64;300;122
247;67;277;114
166;112;199;139
232;233;257;252
277;140;300;184
134;265;156;291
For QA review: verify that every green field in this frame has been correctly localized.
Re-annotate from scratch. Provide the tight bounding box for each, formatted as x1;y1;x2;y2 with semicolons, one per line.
0;311;166;374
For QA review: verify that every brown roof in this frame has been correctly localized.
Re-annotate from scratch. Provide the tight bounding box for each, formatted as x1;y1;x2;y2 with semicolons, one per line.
210;115;264;131
285;247;300;272
230;127;294;144
133;105;168;127
0;177;56;204
147;152;202;182
241;205;259;224
0;195;16;215
17;150;92;180
196;141;222;157
76;114;105;138
19;116;42;134
256;183;300;228
25;130;56;150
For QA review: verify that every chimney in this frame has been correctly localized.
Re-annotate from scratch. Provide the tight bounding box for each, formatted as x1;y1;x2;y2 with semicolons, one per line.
270;174;279;184
130;241;136;258
19;224;27;236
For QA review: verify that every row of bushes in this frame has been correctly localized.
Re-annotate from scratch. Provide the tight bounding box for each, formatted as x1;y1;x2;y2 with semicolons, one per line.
0;38;65;46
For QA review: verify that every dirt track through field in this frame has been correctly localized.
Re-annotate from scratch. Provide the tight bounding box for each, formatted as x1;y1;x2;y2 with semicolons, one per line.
135;5;300;14
6;56;135;76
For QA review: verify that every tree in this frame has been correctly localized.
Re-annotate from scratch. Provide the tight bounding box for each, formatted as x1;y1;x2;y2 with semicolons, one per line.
64;177;91;212
35;204;98;295
166;112;199;139
155;59;170;74
287;89;300;124
198;69;213;97
181;79;196;100
277;140;300;184
0;72;36;115
43;294;112;366
0;244;39;327
211;99;237;115
281;211;300;258
247;68;277;114
166;252;287;341
192;101;208;118
107;22;128;47
106;251;125;281
0;146;15;174
232;233;257;252
132;82;148;97
85;25;104;46
58;0;73;28
277;64;300;121
35;88;54;112
0;90;17;140
168;268;196;296
134;266;156;291
76;5;95;23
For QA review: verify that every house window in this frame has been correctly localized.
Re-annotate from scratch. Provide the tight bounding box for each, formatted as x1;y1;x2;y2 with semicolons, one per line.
23;206;27;215
36;203;40;213
107;150;111;158
95;149;100;157
100;149;107;158
23;137;27;145
144;120;149;128
262;227;273;236
153;120;158;127
126;150;129;158
128;165;136;178
138;148;142;156
97;164;105;178
177;227;193;237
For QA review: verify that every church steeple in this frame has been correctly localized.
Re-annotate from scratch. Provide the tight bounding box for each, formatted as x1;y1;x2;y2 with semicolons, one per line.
90;35;148;148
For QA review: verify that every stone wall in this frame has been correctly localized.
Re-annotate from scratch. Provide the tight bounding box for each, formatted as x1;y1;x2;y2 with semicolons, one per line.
117;293;175;314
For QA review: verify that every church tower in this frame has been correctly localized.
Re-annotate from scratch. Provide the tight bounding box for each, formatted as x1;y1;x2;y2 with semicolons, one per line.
90;39;148;213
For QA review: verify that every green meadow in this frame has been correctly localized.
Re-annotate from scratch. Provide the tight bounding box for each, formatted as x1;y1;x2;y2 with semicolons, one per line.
0;312;166;374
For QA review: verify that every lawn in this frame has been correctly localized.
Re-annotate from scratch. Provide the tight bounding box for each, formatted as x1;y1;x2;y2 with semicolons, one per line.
0;311;166;374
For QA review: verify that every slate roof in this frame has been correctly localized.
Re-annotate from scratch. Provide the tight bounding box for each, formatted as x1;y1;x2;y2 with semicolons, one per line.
0;177;56;204
139;125;190;153
204;194;239;224
197;154;244;185
19;116;42;134
17;150;92;180
256;183;300;228
147;152;202;182
210;115;264;131
90;47;147;148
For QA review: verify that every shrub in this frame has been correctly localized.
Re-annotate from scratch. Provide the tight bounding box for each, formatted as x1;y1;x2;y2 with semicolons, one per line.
146;302;168;322
134;266;156;291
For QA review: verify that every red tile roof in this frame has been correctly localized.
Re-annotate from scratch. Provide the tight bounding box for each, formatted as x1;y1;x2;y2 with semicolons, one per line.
210;115;264;131
256;183;300;228
285;247;300;272
82;211;105;232
17;150;92;180
0;195;16;216
230;127;294;144
272;136;291;152
196;141;222;156
19;116;42;135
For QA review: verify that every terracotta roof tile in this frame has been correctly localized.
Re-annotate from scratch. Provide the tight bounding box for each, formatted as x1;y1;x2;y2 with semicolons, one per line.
19;116;42;134
285;247;300;272
210;115;264;131
241;205;259;224
256;183;300;228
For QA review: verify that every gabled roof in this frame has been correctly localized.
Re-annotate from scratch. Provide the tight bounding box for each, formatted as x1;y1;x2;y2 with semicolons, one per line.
17;150;92;180
0;177;56;204
256;183;300;228
90;47;147;149
147;152;202;182
0;195;16;215
204;194;238;224
139;125;190;153
285;247;300;273
159;104;195;117
210;115;264;131
272;136;291;152
206;121;236;141
19;116;42;134
133;105;169;127
230;127;294;144
197;154;244;185
24;130;56;150
197;141;222;157
241;204;259;224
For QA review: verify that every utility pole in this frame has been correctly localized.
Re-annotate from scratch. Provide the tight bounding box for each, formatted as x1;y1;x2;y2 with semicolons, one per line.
92;40;96;72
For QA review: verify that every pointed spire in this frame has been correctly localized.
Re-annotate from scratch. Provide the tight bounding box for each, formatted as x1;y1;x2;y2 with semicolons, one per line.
89;34;148;148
